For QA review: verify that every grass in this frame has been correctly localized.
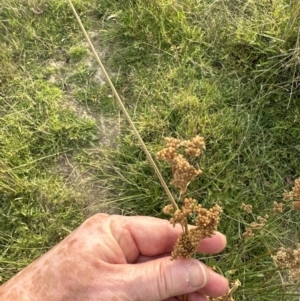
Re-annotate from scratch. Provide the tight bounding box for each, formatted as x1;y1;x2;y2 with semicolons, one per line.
1;0;300;300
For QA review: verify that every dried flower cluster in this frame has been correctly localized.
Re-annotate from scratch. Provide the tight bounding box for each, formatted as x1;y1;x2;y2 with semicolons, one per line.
242;228;254;238
157;136;222;260
292;201;300;211
241;202;252;213
242;216;268;238
273;201;284;213
283;178;300;211
283;178;300;201
170;203;222;259
273;245;300;282
209;280;241;301
271;178;300;284
163;197;197;227
241;178;300;241
157;136;205;194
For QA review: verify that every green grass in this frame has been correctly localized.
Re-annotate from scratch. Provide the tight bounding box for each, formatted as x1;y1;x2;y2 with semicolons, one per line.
1;0;300;300
0;0;97;282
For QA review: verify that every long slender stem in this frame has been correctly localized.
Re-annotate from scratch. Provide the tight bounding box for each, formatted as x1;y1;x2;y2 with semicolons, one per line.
180;192;189;234
181;193;189;301
66;0;178;210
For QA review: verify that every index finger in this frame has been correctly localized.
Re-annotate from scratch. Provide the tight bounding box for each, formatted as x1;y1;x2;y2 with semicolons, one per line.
110;215;226;263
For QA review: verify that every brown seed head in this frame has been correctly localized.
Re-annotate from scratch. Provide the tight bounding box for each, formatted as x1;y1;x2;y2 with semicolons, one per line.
292;201;300;211
241;203;252;213
157;136;204;193
283;178;300;202
242;228;254;238
162;204;175;215
273;245;300;282
170;203;222;259
273;201;284;213
171;232;197;260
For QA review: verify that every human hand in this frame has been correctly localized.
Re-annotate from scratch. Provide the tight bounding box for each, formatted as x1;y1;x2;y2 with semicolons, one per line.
0;214;228;301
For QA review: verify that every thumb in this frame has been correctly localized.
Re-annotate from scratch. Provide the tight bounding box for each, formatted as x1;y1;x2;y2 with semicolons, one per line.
119;257;209;300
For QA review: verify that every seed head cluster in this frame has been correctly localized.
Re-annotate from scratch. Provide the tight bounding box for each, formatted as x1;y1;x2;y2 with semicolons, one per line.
209;280;241;301
283;178;300;202
273;201;284;213
242;216;268;238
193;204;222;238
242;179;300;238
170;203;222;259
271;178;300;284
242;228;254;238
273;245;300;282
292;201;300;211
241;202;252;213
283;178;300;211
157;136;205;194
158;136;222;260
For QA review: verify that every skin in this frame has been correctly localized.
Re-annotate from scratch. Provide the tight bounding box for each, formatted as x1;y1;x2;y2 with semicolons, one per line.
0;214;228;301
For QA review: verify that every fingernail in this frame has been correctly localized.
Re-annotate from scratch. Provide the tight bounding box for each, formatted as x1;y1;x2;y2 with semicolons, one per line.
185;260;207;288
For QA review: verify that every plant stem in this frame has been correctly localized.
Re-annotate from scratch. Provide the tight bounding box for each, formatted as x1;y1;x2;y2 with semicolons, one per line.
66;0;179;211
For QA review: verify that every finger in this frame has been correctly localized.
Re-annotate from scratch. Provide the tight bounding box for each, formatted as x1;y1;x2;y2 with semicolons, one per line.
136;256;228;296
198;269;229;297
110;215;181;261
197;232;227;254
135;235;226;263
109;215;226;262
115;257;227;301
